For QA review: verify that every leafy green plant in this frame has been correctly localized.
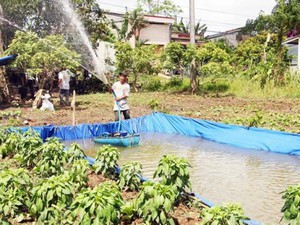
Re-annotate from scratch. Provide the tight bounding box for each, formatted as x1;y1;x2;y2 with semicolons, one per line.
0;168;32;222
34;138;68;177
93;145;119;178
135;181;176;225
119;162;143;191
69;181;123;225
143;77;163;92
154;154;191;198
281;185;300;224
16;130;43;168
199;204;249;225
0;131;22;158
0;127;9;145
148;98;160;111
29;173;75;222
66;159;89;190
66;143;87;164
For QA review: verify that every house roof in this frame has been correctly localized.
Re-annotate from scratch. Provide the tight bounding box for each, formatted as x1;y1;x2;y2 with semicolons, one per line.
105;12;175;24
282;36;300;45
206;27;243;39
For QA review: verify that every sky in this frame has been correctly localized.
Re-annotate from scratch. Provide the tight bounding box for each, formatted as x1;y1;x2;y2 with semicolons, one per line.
96;0;277;35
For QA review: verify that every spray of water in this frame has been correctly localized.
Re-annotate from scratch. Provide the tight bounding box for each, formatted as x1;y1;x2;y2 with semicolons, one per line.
58;0;108;84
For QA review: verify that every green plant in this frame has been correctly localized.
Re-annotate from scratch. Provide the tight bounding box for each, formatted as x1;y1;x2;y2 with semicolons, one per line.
66;143;87;164
93;145;119;178
148;98;160;110
69;181;123;225
281;185;300;224
143;77;163;92
16;130;43;168
154;154;191;198
247;110;263;128
0;127;9;145
34;138;68;177
0;131;22;158
66;159;89;190
29;173;75;222
119;162;143;191
0;168;32;222
199;204;249;225
135;181;176;224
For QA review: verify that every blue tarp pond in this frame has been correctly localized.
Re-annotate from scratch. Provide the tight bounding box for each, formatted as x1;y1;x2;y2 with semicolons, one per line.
21;112;300;225
30;112;300;156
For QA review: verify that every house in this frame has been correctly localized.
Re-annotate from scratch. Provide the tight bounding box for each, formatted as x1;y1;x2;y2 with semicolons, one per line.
105;12;175;48
282;36;300;73
206;27;245;47
171;32;204;45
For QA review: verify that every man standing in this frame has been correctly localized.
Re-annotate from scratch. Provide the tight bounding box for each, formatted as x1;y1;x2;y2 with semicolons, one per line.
58;67;71;106
112;72;130;121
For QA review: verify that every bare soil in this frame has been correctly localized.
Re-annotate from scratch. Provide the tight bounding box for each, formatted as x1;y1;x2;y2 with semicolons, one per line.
1;91;300;133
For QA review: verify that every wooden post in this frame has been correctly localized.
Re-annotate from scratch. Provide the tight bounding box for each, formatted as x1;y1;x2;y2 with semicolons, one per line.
71;90;76;126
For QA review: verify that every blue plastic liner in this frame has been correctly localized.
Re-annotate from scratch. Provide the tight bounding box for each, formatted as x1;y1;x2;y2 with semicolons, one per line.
29;112;300;156
22;112;292;224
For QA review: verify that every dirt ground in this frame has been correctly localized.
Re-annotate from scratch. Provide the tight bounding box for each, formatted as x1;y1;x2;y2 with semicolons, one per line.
1;91;300;133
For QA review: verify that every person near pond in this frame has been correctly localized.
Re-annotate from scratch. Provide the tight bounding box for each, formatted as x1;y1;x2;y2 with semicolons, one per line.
112;72;130;121
58;67;71;106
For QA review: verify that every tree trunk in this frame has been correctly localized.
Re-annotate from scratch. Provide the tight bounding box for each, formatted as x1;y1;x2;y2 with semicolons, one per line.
190;59;197;94
0;4;11;103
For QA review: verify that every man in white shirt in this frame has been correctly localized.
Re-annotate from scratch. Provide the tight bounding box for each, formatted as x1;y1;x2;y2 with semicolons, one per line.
112;72;130;121
58;67;71;106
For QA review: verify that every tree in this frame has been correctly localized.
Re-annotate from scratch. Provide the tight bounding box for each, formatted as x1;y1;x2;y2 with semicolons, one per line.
5;31;80;89
0;0;112;49
137;0;182;18
241;0;300;83
126;8;146;45
161;42;185;75
172;18;207;39
115;42;157;91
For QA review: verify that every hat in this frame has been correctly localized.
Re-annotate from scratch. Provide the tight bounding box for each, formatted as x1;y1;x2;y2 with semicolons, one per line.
119;72;128;77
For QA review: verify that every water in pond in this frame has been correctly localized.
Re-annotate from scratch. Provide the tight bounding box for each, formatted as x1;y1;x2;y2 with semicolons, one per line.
64;132;300;224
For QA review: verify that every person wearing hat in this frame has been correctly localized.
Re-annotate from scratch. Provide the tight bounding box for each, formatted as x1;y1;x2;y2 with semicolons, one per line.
112;72;131;121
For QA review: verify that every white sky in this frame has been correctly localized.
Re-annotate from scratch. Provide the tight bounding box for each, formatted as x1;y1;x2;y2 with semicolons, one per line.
97;0;276;35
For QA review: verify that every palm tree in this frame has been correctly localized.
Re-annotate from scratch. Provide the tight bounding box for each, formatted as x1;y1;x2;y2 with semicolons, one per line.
172;18;207;38
126;8;146;43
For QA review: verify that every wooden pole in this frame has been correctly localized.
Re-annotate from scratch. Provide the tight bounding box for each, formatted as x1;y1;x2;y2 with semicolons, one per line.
71;90;76;126
189;0;197;94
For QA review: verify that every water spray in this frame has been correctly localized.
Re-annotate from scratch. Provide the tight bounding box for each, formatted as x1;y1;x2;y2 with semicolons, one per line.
0;7;109;85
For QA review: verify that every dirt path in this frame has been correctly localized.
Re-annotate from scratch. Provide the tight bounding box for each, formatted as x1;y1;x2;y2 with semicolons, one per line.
1;92;300;133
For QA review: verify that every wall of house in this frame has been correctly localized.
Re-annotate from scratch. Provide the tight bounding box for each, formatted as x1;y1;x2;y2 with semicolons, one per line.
139;24;170;45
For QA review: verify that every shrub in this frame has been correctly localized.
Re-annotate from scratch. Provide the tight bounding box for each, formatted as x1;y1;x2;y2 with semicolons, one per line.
69;181;123;225
281;185;300;224
66;143;87;164
143;77;163;92
199;204;249;225
154;154;191;199
34;138;68;177
119;162;143;191
29;173;75;222
0;131;22;158
135;181;176;224
93;145;120;178
0;168;32;222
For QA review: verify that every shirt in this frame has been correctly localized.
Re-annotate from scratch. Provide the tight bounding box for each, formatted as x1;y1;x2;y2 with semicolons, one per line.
58;70;71;90
112;81;130;111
